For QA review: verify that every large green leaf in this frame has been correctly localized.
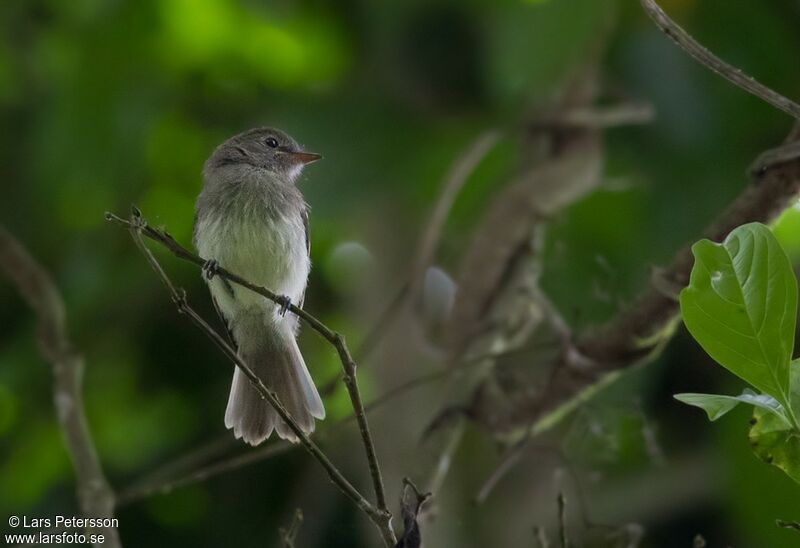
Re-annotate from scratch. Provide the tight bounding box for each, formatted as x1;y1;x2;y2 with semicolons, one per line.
675;391;790;427
749;406;800;484
680;223;797;406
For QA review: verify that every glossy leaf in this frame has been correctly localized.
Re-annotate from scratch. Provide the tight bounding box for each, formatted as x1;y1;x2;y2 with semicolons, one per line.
680;223;797;405
675;391;790;427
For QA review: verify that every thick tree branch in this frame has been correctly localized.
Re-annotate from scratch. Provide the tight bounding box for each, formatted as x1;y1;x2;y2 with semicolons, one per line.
113;210;396;546
578;135;800;362
0;226;121;548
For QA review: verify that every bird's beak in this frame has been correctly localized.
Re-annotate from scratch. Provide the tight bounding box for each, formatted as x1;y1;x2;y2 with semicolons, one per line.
287;151;323;165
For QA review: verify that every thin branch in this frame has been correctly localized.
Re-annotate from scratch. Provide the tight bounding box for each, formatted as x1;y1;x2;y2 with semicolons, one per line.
118;436;234;500
0;226;121;548
534;526;551;548
558;493;568;548
534;102;655;129
279;509;304;548
395;478;431;548
117;210;396;546
117;441;291;505
641;0;800;120
473;440;527;505
119;366;451;504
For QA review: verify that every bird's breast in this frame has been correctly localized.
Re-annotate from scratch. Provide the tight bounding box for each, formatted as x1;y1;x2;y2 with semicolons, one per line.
194;206;310;313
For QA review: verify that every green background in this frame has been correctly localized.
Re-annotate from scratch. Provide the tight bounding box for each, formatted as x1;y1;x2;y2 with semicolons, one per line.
1;0;800;546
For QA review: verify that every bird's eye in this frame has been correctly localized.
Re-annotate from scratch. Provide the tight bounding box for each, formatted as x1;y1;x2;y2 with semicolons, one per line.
265;137;279;148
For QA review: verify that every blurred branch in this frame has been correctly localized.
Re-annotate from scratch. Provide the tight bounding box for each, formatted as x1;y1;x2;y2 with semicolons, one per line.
534;102;655;130
279;509;304;548
321;129;501;397
558;493;568;548
410;130;502;302
0;226;121;548
109;209;396;547
641;0;800;120
119;367;452;504
117;441;291;505
534;526;550;548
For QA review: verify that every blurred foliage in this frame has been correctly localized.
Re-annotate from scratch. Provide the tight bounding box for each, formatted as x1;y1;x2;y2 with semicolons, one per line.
1;0;800;547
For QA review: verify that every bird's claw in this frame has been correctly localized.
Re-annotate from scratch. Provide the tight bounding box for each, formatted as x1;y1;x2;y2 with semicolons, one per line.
276;295;292;316
202;259;219;280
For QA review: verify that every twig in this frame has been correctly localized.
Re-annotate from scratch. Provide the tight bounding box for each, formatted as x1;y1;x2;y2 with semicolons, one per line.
117;436;234;502
279;509;304;548
473;440;527;505
641;0;800;120
535;102;655;129
558;493;568;548
0;226;121;548
117;441;291;505
534;526;551;548
395;478;432;548
116;209;396;546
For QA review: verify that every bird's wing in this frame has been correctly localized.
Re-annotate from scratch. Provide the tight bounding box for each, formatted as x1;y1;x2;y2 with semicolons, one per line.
212;279;238;351
302;209;310;256
298;209;310;309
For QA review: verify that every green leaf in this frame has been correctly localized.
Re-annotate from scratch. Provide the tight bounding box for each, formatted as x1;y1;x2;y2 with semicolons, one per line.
675;391;790;427
680;223;797;406
791;359;800;423
749;406;800;483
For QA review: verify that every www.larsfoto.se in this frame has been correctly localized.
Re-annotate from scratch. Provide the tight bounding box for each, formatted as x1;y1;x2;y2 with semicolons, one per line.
4;531;107;544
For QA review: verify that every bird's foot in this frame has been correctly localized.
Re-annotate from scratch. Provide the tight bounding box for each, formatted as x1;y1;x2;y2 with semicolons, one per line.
276;295;292;316
202;259;219;280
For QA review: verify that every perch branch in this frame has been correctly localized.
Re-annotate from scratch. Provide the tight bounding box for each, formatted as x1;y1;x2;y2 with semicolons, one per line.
641;0;800;120
0;226;121;548
115;210;396;546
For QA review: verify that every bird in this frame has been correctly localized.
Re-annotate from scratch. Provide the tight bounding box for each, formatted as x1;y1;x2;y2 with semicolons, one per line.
193;127;325;445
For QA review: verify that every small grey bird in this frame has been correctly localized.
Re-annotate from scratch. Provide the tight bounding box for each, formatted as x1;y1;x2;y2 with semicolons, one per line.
193;127;325;445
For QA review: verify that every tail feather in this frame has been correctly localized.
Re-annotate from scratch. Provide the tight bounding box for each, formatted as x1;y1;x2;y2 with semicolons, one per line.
225;319;324;445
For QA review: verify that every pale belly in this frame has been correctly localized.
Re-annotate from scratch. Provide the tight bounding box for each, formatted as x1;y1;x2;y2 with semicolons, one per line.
194;211;310;322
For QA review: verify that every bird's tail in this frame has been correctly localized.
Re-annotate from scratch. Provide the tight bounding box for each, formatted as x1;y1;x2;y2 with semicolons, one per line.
225;315;325;445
